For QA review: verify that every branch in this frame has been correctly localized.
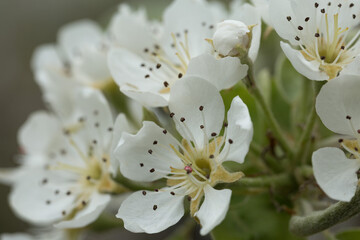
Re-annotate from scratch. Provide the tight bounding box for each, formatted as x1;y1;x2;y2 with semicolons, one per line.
289;188;360;237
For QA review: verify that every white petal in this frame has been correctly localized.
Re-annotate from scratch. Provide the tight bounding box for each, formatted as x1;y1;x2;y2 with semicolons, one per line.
162;0;214;57
31;44;62;72
108;48;167;107
281;42;329;81
54;193;111;229
316;75;360;136
58;20;103;61
195;185;232;235
18;111;61;155
187;54;248;90
117;190;185;233
115;121;184;182
343;57;360;76
229;3;262;61
219;96;253;164
312;147;360;202
269;0;299;45
1;233;33;240
110;113;135;174
169;77;225;149
9;170;76;225
109;4;158;56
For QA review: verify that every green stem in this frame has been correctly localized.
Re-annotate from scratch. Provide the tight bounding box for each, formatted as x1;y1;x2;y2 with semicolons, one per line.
294;104;317;165
235;173;293;188
244;59;294;157
250;143;282;172
289;188;360;237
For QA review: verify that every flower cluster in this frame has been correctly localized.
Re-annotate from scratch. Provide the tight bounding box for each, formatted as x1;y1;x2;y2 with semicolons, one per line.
3;0;360;239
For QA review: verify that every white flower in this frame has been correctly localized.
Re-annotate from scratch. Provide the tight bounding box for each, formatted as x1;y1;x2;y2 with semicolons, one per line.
108;0;261;107
313;75;360;201
250;0;271;26
270;0;360;80
115;77;253;235
213;20;251;57
1;228;75;240
7;89;131;228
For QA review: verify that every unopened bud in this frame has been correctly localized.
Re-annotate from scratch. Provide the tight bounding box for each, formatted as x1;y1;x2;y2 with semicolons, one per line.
213;20;251;57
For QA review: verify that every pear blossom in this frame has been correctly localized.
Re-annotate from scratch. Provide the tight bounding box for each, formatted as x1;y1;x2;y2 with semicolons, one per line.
213;20;251;57
108;0;261;107
313;75;360;201
1;228;75;240
7;88;132;228
250;0;271;26
115;77;253;235
270;0;360;80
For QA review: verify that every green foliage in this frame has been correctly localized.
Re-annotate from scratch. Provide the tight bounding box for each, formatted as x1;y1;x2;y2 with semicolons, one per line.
336;229;360;240
211;194;305;240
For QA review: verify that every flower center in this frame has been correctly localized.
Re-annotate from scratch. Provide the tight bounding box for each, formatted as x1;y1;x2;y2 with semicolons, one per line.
288;2;360;79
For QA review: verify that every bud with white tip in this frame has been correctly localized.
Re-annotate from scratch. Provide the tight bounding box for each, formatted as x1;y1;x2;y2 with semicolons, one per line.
213;20;252;58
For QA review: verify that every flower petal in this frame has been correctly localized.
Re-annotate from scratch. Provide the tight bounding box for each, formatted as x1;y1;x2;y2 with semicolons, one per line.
312;147;360;202
116;190;185;233
169;77;225;149
219;96;253;164
187;54;248;90
195;185;232;235
110;113;135;174
9;170;75;225
108;48;167;107
316;75;360;136
115;121;184;182
18;111;61;155
54;193;111;229
229;2;262;61
281;41;329;81
58;20;103;61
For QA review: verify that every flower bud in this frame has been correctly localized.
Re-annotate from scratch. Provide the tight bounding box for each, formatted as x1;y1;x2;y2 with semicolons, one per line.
213;20;251;57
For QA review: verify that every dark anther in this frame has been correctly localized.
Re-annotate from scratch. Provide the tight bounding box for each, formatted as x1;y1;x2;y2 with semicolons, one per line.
228;139;234;144
156;63;161;69
315;33;320;37
287;16;292;21
163;129;167;134
153;205;158;210
199;106;204;111
178;73;183;78
170;192;175;195
148;149;153;154
163;81;169;87
153;140;158;145
180;117;185;122
145;74;150;78
298;26;303;30
346;115;352;120
170;112;175;118
305;17;310;22
200;125;204;129
140;163;144;167
295;36;300;41
211;132;217;137
142;191;147;196
150;168;155;173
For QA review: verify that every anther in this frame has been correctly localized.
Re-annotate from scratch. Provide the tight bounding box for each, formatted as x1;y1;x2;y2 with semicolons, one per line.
145;74;150;78
224;122;228;127
338;3;342;7
170;112;175;118
209;154;214;159
153;205;158;210
200;125;204;129
82;201;87;206
154;44;160;50
353;14;356;19
350;3;354;8
298;26;303;30
171;192;175;195
209;25;214;29
315;2;319;8
355;147;359;152
211;132;217;137
341;46;345;50
178;73;183;78
180;117;185;122
94;122;99;128
321;56;326;60
163;129;167;134
62;211;66;216
140;63;145;67
155;189;159;192
66;191;71;196
86;176;91;180
148;149;153;154
142;191;147;196
199;106;204;111
184;165;193;174
140;163;144;167
321;8;325;13
46;200;51;205
287;16;292;21
150;168;155;173
295;36;300;41
163;81;169;87
315;33;320;37
346;115;352;120
305;17;310;22
153;140;158;145
156;63;161;69
144;48;149;53
102;157;107;163
338;138;344;143
108;127;113;132
228;139;234;144
42;178;48;184
55;190;60;195
92;140;97;144
187;196;192;201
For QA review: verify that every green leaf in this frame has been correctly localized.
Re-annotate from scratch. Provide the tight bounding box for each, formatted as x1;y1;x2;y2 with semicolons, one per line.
336;229;360;240
211;194;305;240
